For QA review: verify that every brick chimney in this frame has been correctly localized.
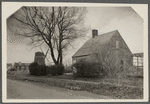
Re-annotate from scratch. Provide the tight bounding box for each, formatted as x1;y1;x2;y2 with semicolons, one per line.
92;29;98;38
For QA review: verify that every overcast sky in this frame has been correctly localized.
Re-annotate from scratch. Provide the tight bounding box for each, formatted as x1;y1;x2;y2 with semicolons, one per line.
7;7;143;65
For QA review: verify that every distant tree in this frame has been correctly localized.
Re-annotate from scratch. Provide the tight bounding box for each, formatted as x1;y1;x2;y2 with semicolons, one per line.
9;6;87;65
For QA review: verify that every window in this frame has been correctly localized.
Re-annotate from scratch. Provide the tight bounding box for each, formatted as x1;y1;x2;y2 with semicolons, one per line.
116;40;119;49
133;57;143;66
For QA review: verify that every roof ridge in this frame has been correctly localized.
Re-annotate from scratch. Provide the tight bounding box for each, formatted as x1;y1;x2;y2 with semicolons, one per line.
98;30;119;36
72;30;120;58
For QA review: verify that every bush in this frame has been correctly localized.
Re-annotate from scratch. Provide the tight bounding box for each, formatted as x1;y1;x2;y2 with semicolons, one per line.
72;60;104;78
47;64;64;75
29;62;38;75
29;62;48;76
64;66;73;73
64;69;72;73
8;67;16;71
36;65;48;76
56;65;65;75
7;67;16;75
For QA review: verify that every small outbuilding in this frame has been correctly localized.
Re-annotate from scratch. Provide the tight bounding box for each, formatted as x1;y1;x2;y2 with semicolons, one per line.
14;62;30;69
72;30;133;74
34;52;45;65
7;63;12;69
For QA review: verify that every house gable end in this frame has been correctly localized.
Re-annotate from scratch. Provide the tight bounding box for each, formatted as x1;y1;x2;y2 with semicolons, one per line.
114;31;132;55
72;30;118;58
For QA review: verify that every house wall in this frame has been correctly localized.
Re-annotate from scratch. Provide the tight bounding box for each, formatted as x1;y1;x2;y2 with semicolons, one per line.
94;33;133;73
104;32;132;72
72;55;93;64
72;32;132;73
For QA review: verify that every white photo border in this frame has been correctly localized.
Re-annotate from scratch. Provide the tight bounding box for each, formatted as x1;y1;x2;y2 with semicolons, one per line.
2;2;148;103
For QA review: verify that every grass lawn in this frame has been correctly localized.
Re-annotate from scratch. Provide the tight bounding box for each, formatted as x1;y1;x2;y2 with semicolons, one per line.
7;69;143;99
8;69;143;89
52;74;143;88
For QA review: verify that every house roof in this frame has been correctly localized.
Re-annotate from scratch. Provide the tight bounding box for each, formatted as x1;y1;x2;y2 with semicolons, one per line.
72;30;121;58
14;63;30;67
14;63;19;66
7;63;12;66
24;63;30;67
132;53;143;57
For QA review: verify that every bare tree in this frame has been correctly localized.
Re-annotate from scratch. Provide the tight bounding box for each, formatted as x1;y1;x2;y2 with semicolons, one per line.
93;42;125;77
8;6;87;65
92;43;116;76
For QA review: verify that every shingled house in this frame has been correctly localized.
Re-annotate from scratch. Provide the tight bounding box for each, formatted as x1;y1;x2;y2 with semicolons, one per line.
72;30;133;73
14;62;30;69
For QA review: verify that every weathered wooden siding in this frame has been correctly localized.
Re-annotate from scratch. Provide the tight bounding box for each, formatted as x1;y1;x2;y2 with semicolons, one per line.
73;31;132;74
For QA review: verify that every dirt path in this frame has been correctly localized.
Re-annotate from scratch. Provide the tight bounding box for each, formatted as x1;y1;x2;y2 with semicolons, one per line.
7;79;110;99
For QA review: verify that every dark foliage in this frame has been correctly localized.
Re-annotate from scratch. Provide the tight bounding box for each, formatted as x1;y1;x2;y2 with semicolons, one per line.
29;62;38;75
64;69;72;73
8;67;16;71
36;65;48;76
29;62;47;76
47;64;64;76
72;60;104;78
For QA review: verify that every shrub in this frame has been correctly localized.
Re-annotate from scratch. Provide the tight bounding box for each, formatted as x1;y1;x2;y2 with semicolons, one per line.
64;69;72;73
8;67;16;71
72;60;104;78
29;62;48;76
7;67;16;75
36;65;48;76
64;66;73;73
56;65;65;75
47;64;64;75
29;62;38;75
47;66;56;76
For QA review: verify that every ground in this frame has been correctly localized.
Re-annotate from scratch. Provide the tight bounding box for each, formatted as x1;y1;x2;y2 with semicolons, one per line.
7;79;110;99
49;73;143;88
7;69;143;99
11;69;143;88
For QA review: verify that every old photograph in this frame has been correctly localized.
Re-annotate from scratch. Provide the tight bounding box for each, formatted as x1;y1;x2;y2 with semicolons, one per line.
2;2;148;102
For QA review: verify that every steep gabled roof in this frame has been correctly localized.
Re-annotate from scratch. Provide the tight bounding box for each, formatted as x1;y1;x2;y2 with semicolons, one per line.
72;30;120;58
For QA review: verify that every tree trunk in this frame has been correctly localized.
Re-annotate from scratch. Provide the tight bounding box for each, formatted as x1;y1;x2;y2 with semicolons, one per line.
48;43;57;65
59;48;63;65
50;49;57;65
56;32;63;65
